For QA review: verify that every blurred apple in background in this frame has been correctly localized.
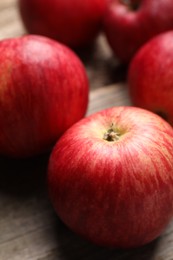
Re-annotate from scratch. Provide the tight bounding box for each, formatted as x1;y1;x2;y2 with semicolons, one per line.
48;106;173;248
0;35;89;157
103;0;173;63
18;0;107;49
128;31;173;125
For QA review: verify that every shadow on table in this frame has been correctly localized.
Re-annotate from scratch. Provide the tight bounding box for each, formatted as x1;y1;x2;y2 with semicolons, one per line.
0;152;50;197
73;35;128;87
48;216;160;260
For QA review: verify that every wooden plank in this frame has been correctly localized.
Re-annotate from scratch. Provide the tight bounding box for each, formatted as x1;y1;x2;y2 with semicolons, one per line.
0;1;173;260
87;83;131;115
0;0;25;40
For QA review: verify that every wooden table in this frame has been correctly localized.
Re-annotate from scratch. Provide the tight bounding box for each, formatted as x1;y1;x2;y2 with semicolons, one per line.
0;1;173;259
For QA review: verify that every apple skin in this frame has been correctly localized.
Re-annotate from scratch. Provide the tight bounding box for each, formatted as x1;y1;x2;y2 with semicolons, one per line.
0;35;89;157
18;0;107;48
48;106;173;248
128;31;173;125
103;0;173;63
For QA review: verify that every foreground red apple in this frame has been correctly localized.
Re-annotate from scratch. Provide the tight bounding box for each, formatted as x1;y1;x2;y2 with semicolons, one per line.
103;0;173;63
0;35;88;157
18;0;107;48
48;106;173;248
128;31;173;125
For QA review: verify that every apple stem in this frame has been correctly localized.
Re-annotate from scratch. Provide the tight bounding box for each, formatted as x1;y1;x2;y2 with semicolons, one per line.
103;128;120;142
120;0;139;11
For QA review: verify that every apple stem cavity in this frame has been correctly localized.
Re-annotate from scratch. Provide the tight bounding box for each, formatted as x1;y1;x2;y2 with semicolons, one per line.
103;125;121;142
120;0;139;11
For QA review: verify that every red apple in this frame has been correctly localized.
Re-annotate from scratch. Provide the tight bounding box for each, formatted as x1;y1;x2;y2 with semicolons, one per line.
48;106;173;248
103;0;173;63
0;35;89;157
128;31;173;125
18;0;107;48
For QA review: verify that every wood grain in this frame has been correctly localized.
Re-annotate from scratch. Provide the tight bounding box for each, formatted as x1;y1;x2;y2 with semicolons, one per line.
0;1;173;260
